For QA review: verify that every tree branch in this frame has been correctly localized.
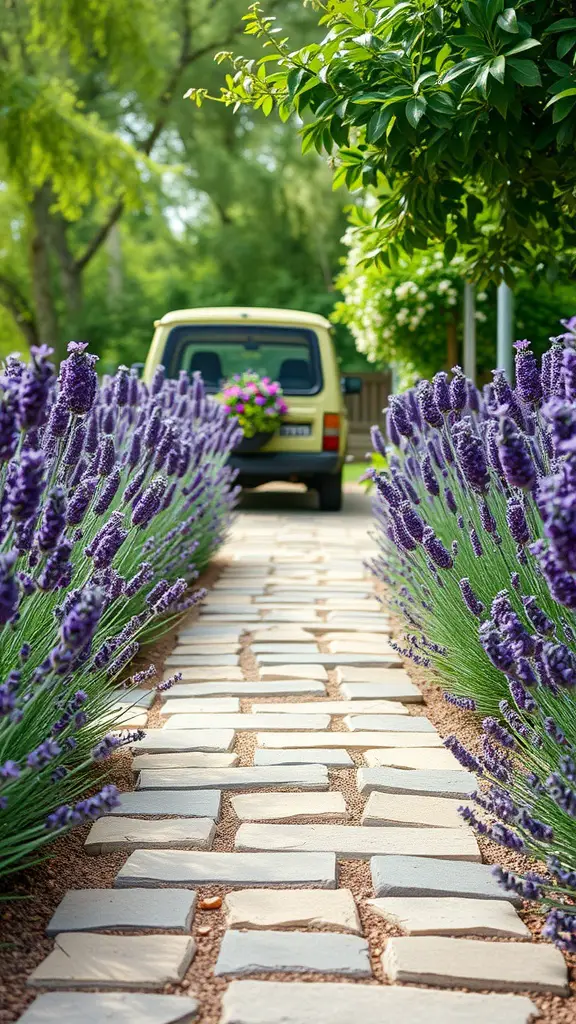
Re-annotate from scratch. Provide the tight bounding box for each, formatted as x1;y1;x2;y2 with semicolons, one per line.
0;274;39;348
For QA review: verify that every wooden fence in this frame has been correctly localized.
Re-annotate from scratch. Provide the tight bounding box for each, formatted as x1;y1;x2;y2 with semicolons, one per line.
344;371;392;460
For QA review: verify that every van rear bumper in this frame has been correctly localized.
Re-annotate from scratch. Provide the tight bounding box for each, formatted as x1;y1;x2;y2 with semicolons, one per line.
229;451;341;485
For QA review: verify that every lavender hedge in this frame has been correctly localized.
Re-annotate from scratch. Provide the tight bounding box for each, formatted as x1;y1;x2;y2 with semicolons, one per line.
370;321;576;949
0;343;240;878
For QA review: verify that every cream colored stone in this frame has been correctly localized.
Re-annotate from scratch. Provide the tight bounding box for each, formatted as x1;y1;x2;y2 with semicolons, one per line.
231;792;348;822
235;823;481;862
28;933;195;990
250;700;408;716
258;664;328;682
258;732;442;750
84;816;215;854
364;748;467;771
362;792;471;829
224;888;361;933
368;897;530;938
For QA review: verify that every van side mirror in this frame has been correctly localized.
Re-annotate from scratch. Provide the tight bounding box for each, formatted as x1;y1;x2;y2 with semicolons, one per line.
342;376;362;395
131;362;145;376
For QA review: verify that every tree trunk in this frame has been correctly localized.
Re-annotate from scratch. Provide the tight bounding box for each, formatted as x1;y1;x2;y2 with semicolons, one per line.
49;209;83;336
29;186;61;356
446;317;458;370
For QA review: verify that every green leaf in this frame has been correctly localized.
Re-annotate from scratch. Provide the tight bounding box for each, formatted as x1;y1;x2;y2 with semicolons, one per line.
503;38;541;57
405;96;426;128
545;86;576;107
543;18;576;34
444;236;457;262
365;106;393;143
552;94;576;122
557;33;576;59
497;9;518;33
427;91;455;113
441;56;483;84
489;55;506;82
507;58;541;86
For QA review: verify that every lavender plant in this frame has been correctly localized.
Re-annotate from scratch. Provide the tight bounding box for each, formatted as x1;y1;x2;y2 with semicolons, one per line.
0;344;240;878
370;322;576;947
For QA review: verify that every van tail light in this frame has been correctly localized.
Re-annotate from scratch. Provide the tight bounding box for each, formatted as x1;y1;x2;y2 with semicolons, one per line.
323;413;340;452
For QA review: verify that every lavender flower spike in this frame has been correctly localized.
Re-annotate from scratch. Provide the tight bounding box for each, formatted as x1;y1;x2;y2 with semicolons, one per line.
423;526;453;569
497;413;535;490
59;341;99;415
459;578;484;617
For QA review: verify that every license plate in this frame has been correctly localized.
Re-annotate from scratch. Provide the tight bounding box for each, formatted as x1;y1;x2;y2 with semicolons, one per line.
279;423;312;437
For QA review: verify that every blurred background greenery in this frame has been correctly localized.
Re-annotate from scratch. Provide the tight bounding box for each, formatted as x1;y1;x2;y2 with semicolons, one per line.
0;0;575;378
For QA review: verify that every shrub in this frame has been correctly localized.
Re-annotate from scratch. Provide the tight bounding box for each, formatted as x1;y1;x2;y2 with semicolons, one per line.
219;371;288;438
370;322;576;948
0;344;241;878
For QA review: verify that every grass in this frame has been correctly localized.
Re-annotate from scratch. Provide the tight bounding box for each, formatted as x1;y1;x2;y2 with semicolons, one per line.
343;461;371;483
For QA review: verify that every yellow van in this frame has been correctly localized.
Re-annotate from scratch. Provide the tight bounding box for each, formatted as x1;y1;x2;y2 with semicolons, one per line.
143;306;362;511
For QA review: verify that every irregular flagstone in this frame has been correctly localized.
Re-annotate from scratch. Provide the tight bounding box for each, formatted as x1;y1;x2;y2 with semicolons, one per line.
161;713;331;732
112;688;156;709
109;790;221;819
198;612;262;622
367;897;530;938
364;748;467;771
130;730;236;754
323;599;381;610
115;850;337;889
84;816;216;855
178;627;244;639
250;643;319;654
165;680;326;698
323;632;393;644
323;618;391;633
258;612;324;624
164;654;240;667
337;667;412;685
258;664;328;682
328;640;395;654
224;888;361;933
357;766;477;798
257;653;401;668
340;680;422;703
254;748;353;767
28;933;195;990
259;732;442;750
97;709;148;729
165;667;244;681
362;792;471;829
251;627;316;642
17;992;199;1024
172;644;241;655
250;700;408;716
132;752;238;772
345;715;436;732
371;855;521;903
137;765;329;791
160;698;241;715
231;792;348;822
219;980;538;1024
214;929;371;978
235;823;481;861
46;888;197;935
382;935;569;995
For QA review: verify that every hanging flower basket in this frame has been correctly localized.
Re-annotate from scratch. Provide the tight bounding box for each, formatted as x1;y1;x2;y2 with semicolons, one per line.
218;371;288;453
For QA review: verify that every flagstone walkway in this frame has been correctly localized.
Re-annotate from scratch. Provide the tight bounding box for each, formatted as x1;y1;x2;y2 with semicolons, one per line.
19;497;569;1022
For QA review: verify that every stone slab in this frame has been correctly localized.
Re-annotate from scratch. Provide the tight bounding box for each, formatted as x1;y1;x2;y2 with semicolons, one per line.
112;688;155;709
251;628;315;642
254;749;353;768
251;644;319;654
115;850;337;889
161;713;330;732
224;888;361;934
323;632;393;644
199;613;262;622
165;667;244;681
324;619;391;634
258;665;328;682
17;992;199;1023
383;935;569;995
231;792;348;822
371;855;521;903
109;790;221;819
164;654;240;667
46;888;197;935
137;765;329;791
345;715;436;732
84;817;216;855
98;710;148;729
215;929;371;978
219;980;539;1024
328;641;394;654
235;823;481;861
368;897;530;938
323;599;381;611
160;698;240;715
130;730;236;754
132;753;238;772
166;680;326;698
250;700;408;716
257;653;401;668
362;792;470;829
357;767;477;798
172;644;241;655
28;933;195;990
259;732;442;750
340;680;422;703
364;748;466;771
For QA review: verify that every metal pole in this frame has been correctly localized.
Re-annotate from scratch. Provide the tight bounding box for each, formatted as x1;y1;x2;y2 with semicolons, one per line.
463;282;476;383
497;281;514;381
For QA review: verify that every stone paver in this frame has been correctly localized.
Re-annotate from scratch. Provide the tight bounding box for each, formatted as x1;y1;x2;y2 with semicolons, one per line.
219;980;538;1024
357;766;477;798
259;732;442;750
258;665;328;682
231;792;348;822
328;641;395;654
367;897;530;938
46;888;197;935
166;680;326;697
323;632;392;643
325;619;391;634
364;748;466;771
340;680;423;702
250;700;408;716
165;667;244;681
164;654;240;667
362;793;470;829
17;992;199;1023
371;855;521;902
160;698;241;714
130;730;236;753
115;850;337;889
224;888;361;933
345;714;436;732
112;688;156;709
383;935;569;994
257;653;401;668
132;752;238;772
109;790;221;818
161;713;331;732
251;627;315;642
84;816;216;855
254;749;353;767
251;643;319;654
235;823;480;861
28;933;195;990
173;643;241;655
137;766;329;791
215;929;370;978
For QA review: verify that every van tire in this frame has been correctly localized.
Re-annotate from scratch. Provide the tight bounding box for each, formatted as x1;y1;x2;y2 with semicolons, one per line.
317;472;343;512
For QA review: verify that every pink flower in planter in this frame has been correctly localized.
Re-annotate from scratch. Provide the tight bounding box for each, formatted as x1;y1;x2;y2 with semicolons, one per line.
254;395;266;406
235;403;245;414
268;382;279;395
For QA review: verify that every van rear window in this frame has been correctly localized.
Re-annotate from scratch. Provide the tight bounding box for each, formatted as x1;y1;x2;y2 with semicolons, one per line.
162;324;322;395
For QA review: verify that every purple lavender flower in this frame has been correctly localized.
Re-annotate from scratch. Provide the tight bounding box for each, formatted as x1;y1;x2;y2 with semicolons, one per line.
453;420;489;492
385;407;401;447
389;395;413;439
93;468;121;516
114;366;130;406
96;435;116;476
478;621;514;673
496;414;535;490
421;454;440;496
0;552;19;625
370;425;387;457
18;345;54;430
512;340;541;406
131;478;166;528
541;342;564;400
37;486;66;552
444;734;483;773
522;596;555;636
399;501;425;542
125;562;154;597
422;526;453;569
433;371;451;413
27;738;61;769
7;449;45;521
0;392;19;462
64;423;86;467
61;587;104;650
417;380;442;427
469;526;483;557
444;487;457;513
450;366;467;412
506;498;529;545
443;692;476;710
91;518;128;570
459;577;484;616
541;640;576;687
